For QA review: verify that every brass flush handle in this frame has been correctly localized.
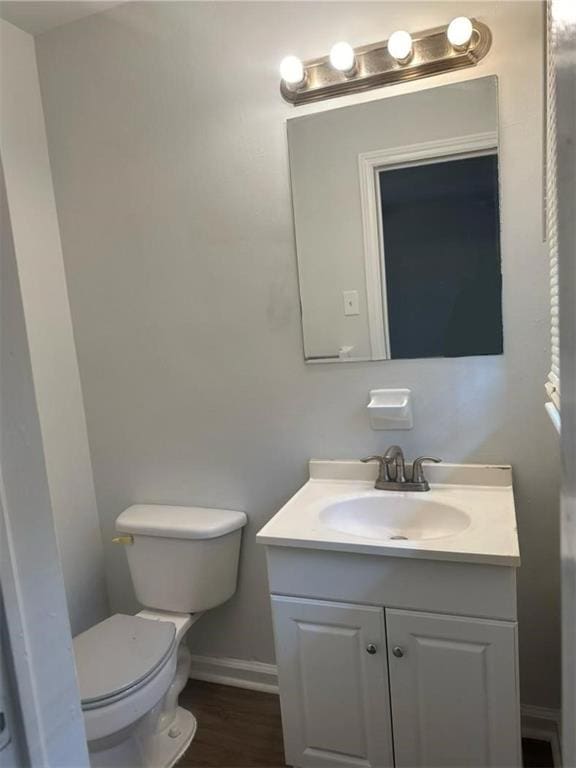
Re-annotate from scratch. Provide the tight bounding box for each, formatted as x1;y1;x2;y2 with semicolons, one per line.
112;535;134;545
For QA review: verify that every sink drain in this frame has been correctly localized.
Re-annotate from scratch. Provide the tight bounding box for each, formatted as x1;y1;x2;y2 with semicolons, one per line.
389;535;408;541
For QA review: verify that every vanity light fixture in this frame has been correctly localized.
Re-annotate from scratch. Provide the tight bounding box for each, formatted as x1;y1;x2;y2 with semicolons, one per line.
280;55;306;90
329;41;357;76
280;18;491;105
447;16;474;50
387;30;413;63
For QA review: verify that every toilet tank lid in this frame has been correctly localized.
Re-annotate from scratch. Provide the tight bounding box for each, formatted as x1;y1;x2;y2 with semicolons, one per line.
116;504;247;539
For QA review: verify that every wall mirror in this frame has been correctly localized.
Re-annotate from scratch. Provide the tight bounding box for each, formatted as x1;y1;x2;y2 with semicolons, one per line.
288;76;503;362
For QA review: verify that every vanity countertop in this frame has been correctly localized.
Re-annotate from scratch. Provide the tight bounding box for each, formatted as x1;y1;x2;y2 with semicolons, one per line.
257;460;520;567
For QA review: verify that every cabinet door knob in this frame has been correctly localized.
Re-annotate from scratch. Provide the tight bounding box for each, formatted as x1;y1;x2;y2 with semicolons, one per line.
392;646;404;658
366;644;377;655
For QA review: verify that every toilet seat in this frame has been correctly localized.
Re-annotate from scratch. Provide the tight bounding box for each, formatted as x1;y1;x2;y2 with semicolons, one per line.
74;614;180;744
74;614;176;710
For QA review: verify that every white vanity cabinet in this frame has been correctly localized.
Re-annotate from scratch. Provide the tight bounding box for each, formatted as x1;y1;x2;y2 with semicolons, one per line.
272;596;394;768
386;609;519;768
266;547;521;768
272;594;520;768
258;461;522;768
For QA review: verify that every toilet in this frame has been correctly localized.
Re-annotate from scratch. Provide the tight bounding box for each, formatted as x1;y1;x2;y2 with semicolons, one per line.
73;504;247;768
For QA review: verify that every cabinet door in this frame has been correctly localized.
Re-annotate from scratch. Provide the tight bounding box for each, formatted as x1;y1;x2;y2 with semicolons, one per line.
271;596;394;768
386;609;521;768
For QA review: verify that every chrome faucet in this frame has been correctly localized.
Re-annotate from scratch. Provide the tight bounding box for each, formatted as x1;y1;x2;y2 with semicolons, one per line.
361;447;441;491
384;445;407;483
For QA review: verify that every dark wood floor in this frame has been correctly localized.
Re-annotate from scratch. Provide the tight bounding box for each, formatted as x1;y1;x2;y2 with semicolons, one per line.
178;681;285;767
177;680;554;768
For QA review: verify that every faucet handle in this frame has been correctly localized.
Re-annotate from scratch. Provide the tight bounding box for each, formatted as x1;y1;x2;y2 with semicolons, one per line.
411;456;441;483
361;455;392;482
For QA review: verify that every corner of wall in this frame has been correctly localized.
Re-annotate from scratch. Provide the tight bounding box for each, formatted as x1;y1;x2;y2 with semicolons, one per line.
0;17;109;633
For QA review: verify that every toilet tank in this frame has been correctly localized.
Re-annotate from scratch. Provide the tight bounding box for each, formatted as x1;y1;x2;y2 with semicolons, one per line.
115;505;247;613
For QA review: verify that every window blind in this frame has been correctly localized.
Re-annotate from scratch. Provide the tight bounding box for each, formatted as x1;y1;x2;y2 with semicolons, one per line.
545;1;560;422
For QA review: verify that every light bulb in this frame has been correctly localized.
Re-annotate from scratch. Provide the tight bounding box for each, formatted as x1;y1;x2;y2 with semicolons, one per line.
329;41;356;74
280;56;306;88
388;30;413;62
447;17;473;49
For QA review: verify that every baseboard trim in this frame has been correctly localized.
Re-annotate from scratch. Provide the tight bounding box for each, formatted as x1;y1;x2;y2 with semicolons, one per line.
521;705;562;767
189;654;279;695
189;655;562;766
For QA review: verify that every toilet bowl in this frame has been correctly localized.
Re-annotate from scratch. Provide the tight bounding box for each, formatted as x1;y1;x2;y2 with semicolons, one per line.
73;505;247;767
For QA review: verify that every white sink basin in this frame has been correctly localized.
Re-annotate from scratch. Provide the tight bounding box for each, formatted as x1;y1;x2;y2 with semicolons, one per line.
320;496;470;541
257;460;521;566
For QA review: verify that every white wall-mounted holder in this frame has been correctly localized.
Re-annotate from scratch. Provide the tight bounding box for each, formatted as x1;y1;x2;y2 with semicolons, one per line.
367;388;413;430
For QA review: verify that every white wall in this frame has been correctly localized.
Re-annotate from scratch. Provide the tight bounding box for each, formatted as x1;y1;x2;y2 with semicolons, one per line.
555;4;576;759
0;159;89;767
0;19;108;634
35;1;560;708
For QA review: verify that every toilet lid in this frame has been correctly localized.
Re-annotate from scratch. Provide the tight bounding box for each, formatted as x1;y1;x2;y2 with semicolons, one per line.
74;614;176;708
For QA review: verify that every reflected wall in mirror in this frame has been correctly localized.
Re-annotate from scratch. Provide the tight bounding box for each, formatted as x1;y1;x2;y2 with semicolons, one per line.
288;76;503;363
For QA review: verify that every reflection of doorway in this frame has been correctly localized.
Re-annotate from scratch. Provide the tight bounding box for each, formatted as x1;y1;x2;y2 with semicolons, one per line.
358;132;499;360
377;152;502;359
